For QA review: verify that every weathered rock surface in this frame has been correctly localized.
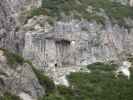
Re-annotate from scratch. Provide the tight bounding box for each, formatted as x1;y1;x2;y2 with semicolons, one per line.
1;0;133;91
0;0;17;52
45;66;81;86
22;15;133;84
1;0;133;69
7;0;41;13
23;16;133;68
0;50;44;100
0;0;41;53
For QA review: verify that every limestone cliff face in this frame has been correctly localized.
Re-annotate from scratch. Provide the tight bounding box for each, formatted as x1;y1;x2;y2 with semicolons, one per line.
0;0;17;52
0;1;44;99
0;0;41;53
7;0;41;13
1;0;133;90
21;14;133;85
1;0;133;68
23;16;133;70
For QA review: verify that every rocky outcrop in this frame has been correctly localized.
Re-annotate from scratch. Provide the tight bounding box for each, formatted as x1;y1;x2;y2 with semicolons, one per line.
21;15;133;85
1;0;133;90
129;0;133;6
0;50;44;100
0;0;17;52
23;16;133;70
1;0;133;69
7;0;41;14
0;0;41;53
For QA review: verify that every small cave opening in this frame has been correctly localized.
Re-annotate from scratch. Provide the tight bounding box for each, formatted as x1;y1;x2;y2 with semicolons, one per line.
55;39;71;67
55;63;57;68
56;39;71;45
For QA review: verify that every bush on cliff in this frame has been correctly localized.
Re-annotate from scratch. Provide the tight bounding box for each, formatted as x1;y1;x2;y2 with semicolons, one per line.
0;48;24;66
32;66;56;95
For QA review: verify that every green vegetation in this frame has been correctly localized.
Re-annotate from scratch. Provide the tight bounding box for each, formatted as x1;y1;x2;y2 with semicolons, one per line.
41;93;65;100
0;92;21;100
29;7;47;18
0;49;24;66
32;67;56;95
67;62;133;100
0;49;133;100
30;0;133;26
39;62;133;100
4;51;24;66
87;62;118;71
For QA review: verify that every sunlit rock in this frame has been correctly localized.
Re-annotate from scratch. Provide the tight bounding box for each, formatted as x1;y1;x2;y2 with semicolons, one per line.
116;61;132;79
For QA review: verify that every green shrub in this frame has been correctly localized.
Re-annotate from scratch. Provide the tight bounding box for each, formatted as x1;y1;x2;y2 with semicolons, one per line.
0;92;21;100
57;85;76;100
87;62;118;71
32;67;56;94
67;62;133;100
41;93;65;100
0;49;24;66
4;51;24;66
57;85;73;95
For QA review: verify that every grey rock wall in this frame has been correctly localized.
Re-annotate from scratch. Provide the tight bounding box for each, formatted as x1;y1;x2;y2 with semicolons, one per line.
0;0;42;53
0;0;17;52
0;50;44;100
7;0;41;13
23;16;133;70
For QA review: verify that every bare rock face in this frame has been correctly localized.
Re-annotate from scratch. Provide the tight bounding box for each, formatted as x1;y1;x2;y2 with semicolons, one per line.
0;0;15;51
23;16;133;70
0;0;42;52
129;0;133;6
7;0;41;13
8;0;41;25
0;1;45;99
0;50;44;100
22;16;133;85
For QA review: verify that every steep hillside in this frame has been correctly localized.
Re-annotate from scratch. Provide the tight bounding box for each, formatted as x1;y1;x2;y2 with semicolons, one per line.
0;0;41;53
1;0;133;100
38;62;133;100
23;1;133;69
30;0;133;27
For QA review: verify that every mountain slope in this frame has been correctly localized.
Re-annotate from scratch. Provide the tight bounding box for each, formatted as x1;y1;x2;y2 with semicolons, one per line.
30;0;133;27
